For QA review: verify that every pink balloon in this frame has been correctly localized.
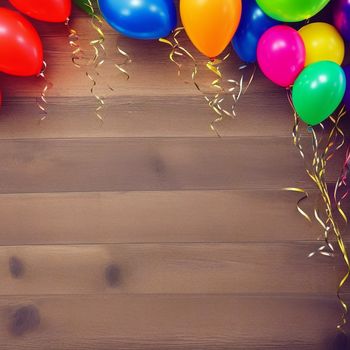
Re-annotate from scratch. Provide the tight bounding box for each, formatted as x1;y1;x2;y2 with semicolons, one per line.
257;25;305;87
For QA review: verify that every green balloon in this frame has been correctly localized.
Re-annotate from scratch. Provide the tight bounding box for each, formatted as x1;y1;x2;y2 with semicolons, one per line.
292;61;346;126
256;0;330;22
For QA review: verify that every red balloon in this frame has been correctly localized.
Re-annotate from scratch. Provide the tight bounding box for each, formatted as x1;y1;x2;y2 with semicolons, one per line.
0;8;43;77
9;0;71;23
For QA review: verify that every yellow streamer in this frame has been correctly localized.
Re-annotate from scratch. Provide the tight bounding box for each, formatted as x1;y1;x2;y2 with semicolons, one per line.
85;0;106;122
65;17;84;68
227;64;256;118
334;147;350;225
204;55;232;135
159;27;186;76
333;106;349;225
288;97;350;330
284;186;312;223
160;27;255;136
285;92;313;224
114;42;132;80
37;61;53;121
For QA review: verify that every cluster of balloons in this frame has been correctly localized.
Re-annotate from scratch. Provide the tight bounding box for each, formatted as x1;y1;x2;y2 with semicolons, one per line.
186;0;350;126
1;0;350;127
257;22;346;126
229;0;350;126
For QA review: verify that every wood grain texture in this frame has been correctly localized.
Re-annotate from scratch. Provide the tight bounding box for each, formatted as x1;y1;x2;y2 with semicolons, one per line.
0;190;332;245
0;243;345;296
0;95;297;139
0;295;342;350
0;1;348;348
0;137;328;194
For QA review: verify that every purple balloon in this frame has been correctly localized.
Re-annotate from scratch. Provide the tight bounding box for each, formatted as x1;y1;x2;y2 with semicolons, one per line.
334;0;350;41
342;65;350;110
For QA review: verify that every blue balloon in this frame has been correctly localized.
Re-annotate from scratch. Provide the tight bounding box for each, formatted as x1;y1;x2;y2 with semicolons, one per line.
98;0;177;40
232;0;280;63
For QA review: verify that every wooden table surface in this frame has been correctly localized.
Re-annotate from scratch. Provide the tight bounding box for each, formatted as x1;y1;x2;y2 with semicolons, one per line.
0;3;348;349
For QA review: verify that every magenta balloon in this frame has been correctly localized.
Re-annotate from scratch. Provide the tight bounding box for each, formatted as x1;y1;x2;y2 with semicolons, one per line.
257;25;305;87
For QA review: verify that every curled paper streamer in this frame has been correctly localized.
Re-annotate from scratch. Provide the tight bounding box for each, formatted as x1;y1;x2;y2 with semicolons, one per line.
85;0;106;122
66;1;106;121
227;64;256;118
114;41;132;81
334;118;350;225
76;1;131;116
159;27;188;76
307;121;349;330
65;17;84;68
287;96;350;330
205;55;233;135
37;61;53;121
160;28;255;136
285;92;313;224
284;186;312;223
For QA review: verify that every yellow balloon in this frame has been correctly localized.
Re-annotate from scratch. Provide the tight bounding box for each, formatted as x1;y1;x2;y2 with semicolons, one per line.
299;22;344;66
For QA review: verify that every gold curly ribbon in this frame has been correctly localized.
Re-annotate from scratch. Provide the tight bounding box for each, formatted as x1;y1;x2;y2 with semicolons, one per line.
287;94;350;329
227;63;256;117
159;27;186;76
284;185;312;223
333;106;349;225
37;61;53;121
160;28;255;136
114;41;132;81
307;121;349;330
65;17;84;68
335;146;350;225
284;91;313;223
85;0;106;122
205;55;234;135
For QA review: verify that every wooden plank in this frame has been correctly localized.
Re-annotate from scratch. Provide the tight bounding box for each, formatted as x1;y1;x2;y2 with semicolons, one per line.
0;294;341;349
0;243;345;295
0;95;296;139
0;137;324;194
0;190;341;245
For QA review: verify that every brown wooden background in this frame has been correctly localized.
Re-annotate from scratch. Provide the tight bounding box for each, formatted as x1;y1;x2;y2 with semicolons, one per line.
0;2;349;349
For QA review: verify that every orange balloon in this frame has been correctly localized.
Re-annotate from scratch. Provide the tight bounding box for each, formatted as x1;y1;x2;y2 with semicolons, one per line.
180;0;242;58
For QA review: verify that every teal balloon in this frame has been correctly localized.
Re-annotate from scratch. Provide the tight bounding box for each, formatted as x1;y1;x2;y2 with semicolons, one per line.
292;61;346;125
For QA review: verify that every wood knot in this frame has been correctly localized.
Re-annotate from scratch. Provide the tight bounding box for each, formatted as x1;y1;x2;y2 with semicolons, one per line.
150;156;166;176
332;332;348;350
9;256;24;279
105;264;120;287
9;305;40;336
